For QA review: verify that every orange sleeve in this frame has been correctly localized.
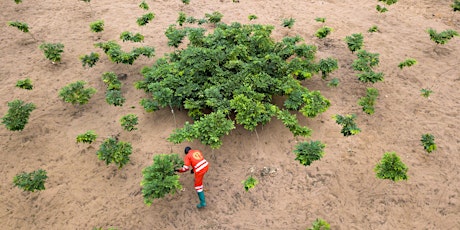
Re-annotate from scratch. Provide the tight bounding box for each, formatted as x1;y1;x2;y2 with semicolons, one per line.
184;154;192;167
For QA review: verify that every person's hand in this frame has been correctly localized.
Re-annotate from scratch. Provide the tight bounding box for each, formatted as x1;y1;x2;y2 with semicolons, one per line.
190;169;194;174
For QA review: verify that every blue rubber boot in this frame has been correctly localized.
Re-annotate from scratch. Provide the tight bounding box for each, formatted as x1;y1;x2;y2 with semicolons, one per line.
196;191;206;208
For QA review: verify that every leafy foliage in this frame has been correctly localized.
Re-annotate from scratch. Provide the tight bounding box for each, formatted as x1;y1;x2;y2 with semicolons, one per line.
39;42;64;63
95;40;154;65
139;0;149;10
1;99;36;131
13;169;47;192
345;33;364;53
120;31;144;42
181;0;190;4
421;133;437;153
105;90;126;106
358;88;379;115
327;78;340;87
398;58;417;69
308;218;331;230
315;26;332;39
318;57;338;79
165;24;187;47
248;14;258;21
334;114;360;136
120;114;138;131
375;151;408;182
205;11;224;24
357;70;384;83
315;17;326;23
276;109;312;137
378;0;398;5
420;88;433;98
427;28;459;45
97;137;132;169
141;153;184;205
177;12;187;26
453;0;460;11
59;81;97;105
76;130;97;144
14;0;23;3
242;176;258;192
90;20;104;33
8;21;29;33
293;141;326;166
16;78;33;90
368;25;379;33
137;12;155;26
376;5;388;13
80;52;99;68
102;72;122;90
137;22;331;148
352;50;384;83
281;18;295;29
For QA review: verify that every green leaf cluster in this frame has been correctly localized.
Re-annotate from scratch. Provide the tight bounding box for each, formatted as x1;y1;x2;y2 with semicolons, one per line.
352;50;383;83
165;24;187;47
13;169;47;192
1;99;36;131
39;42;64;63
318;57;338;79
345;33;363;53
8;21;29;33
327;78;340;87
14;0;23;3
398;58;417;69
120;31;144;42
281;18;295;29
138;22;331;148
368;25;379;33
378;0;398;5
421;133;437;153
427;28;459;45
205;11;224;24
90;20;104;33
248;14;258;21
276;110;311;137
376;5;388;13
293;141;326;166
120;114;138;131
102;72;122;90
177;12;187;26
453;0;460;11
358;88;379;115
16;78;33;90
315;17;326;23
137;12;155;26
59;81;97;105
308;218;330;230
96;137;132;169
139;0;149;10
80;52;99;68
95;41;154;65
141;153;184;205
181;0;190;4
76;130;97;144
315;26;332;39
375;151;408;182
334;114;360;136
242;176;258;192
420;88;433;98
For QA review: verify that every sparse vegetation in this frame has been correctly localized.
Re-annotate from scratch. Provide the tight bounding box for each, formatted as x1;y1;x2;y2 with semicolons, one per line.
13;169;48;192
308;218;331;230
293;141;326;166
427;28;459;45
281;18;295;29
334;114;361;136
398;58;417;69
76;130;97;144
375;151;408;182
242;176;258;192
80;52;99;68
358;88;379;115
89;20;104;33
420;88;433;98
421;134;437;153
16;78;33;90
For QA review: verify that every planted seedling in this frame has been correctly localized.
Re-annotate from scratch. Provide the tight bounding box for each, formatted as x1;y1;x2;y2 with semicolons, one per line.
13;169;47;192
375;151;408;182
105;90;125;106
1;99;36;131
345;33;364;53
90;20;104;33
376;5;388;13
139;0;149;10
8;21;37;41
293;141;326;166
420;88;433;98
177;12;187;26
76;130;97;144
281;18;295;29
97;137;132;169
59;81;97;105
300;91;331;118
315;26;332;39
102;72;122;90
16;78;33;90
80;52;99;68
334;114;360;136
308;218;331;230
205;11;223;24
315;17;326;23
398;58;417;69
248;14;258;21
427;28;459;45
421;133;437;153
181;0;190;4
453;0;460;11
141;154;184;205
318;57;338;79
120;114;138;131
39;42;64;64
368;25;379;33
327;78;340;87
242;176;258;192
378;0;398;5
120;31;144;42
137;12;155;26
358;88;379;115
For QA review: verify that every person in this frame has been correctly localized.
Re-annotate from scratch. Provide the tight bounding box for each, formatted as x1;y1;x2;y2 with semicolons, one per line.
176;146;209;208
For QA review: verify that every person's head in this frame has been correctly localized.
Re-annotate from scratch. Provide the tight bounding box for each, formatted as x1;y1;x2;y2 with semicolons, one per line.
184;146;191;154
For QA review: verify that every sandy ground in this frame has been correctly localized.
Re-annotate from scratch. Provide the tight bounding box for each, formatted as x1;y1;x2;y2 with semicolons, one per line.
1;0;459;229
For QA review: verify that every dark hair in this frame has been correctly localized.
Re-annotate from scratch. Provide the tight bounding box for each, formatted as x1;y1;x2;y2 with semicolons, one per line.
184;146;191;154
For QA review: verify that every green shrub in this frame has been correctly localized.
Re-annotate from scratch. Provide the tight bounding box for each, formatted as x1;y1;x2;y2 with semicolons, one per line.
16;78;33;90
281;18;295;29
13;169;47;192
102;72;122;90
421;134;437;153
80;52;99;68
420;88;433;98
120;114;138;131
327;78;340;87
97;137;132;169
315;26;332;39
120;31;144;43
1;99;36;131
137;12;155;26
453;0;460;11
105;90;126;106
358;88;379;115
315;17;326;23
427;28;459;45
59;81;97;105
333;114;360;136
76;130;97;144
90;20;104;33
39;42;64;63
345;33;364;53
139;0;149;10
308;218;330;230
318;57;338;79
242;176;258;192
248;14;258;21
398;58;417;69
375;152;408;182
368;25;379;33
293;141;326;166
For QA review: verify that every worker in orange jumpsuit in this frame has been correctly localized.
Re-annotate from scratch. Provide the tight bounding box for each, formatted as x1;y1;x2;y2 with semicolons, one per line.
176;146;209;208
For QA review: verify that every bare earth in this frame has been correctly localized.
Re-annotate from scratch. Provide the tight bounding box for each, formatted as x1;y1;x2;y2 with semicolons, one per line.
1;0;459;229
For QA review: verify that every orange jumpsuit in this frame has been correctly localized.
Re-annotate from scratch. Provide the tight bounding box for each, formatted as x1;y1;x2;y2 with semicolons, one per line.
179;149;209;192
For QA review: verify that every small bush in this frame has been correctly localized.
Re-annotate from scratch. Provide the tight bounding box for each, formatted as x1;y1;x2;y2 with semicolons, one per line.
358;88;379;115
293;141;326;166
39;42;64;63
120;114;138;131
242;176;258;192
80;52;99;68
137;12;155;26
345;33;364;53
105;90;126;106
375;151;408;182
248;14;258;21
90;20;104;33
315;26;332;39
59;81;97;105
420;88;433;98
76;130;97;144
308;218;330;230
334;114;360;136
97;137;132;169
1;99;36;131
327;78;340;87
16;78;33;90
421;134;437;153
13;169;47;192
398;58;417;69
281;18;295;29
315;17;326;23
